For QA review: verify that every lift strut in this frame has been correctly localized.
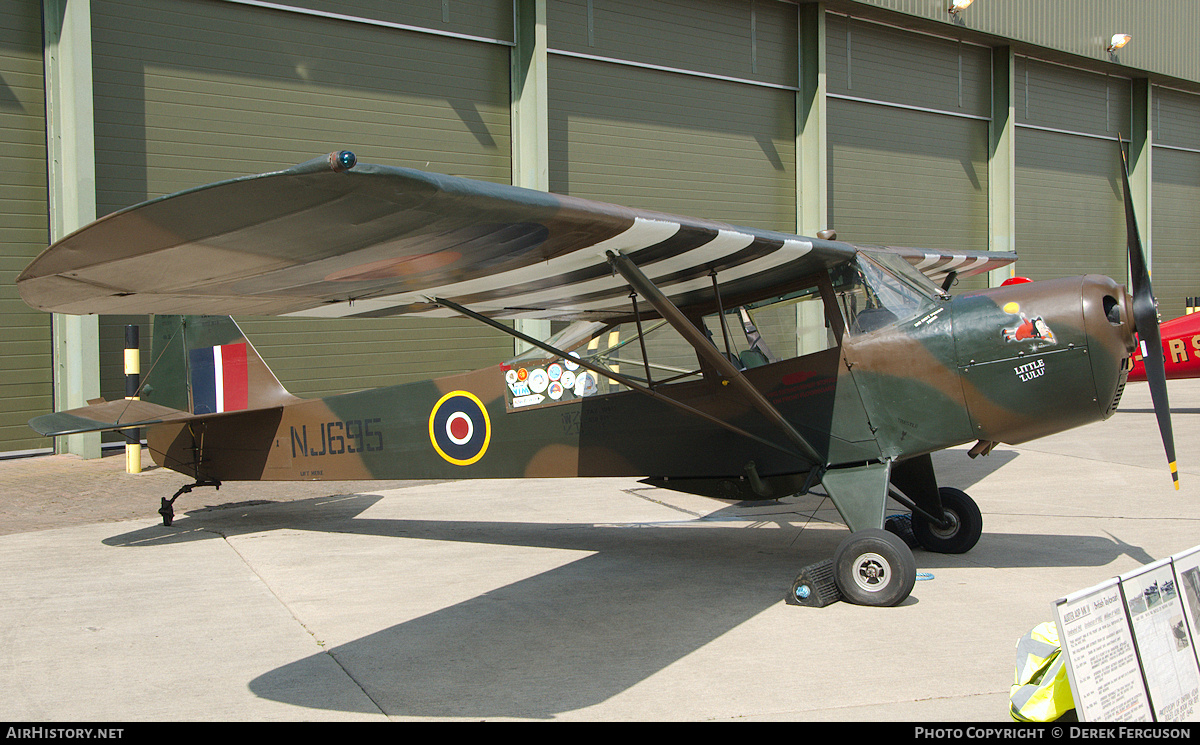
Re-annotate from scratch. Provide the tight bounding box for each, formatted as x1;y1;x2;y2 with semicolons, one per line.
605;250;823;468
432;296;802;460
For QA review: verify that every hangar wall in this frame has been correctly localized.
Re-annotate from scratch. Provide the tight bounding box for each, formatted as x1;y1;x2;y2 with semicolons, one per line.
1014;58;1132;283
4;0;1200;456
545;0;798;231
90;0;517;408
824;14;991;280
0;0;51;455
1152;86;1200;324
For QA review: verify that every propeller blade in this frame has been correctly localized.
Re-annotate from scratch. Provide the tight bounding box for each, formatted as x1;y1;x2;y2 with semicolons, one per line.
1120;142;1179;490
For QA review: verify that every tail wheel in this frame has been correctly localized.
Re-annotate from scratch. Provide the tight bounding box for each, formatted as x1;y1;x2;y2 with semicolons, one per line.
833;528;916;607
911;486;982;554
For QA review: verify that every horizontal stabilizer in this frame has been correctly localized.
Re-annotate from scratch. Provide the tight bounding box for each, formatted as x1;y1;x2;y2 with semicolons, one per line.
29;399;192;437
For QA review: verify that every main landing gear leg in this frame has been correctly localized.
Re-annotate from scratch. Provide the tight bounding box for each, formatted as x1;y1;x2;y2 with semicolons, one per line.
889;455;982;555
788;456;984;608
820;461;918;607
159;480;221;526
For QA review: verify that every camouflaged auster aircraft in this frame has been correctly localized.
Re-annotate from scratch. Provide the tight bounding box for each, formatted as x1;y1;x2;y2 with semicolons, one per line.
16;147;1178;608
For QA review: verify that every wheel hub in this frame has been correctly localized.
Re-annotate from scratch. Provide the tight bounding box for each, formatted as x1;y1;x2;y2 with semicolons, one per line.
853;552;890;592
929;509;961;539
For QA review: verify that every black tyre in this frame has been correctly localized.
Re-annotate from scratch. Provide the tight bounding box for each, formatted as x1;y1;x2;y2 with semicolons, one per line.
911;486;982;554
832;528;917;607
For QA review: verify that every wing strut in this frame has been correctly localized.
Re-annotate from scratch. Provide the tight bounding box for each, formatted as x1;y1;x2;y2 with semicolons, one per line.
431;296;803;460
605;250;824;468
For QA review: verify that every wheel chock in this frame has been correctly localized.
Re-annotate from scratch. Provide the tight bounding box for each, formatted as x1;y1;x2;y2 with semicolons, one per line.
786;558;842;607
885;513;919;548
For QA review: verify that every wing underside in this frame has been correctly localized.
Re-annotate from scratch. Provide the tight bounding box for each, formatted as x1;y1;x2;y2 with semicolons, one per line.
18;153;1013;320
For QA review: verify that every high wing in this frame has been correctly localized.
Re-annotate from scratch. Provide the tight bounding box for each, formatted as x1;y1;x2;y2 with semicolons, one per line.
17;152;1012;320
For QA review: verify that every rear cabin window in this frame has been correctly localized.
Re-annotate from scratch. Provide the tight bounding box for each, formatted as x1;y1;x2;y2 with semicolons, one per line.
505;256;938;401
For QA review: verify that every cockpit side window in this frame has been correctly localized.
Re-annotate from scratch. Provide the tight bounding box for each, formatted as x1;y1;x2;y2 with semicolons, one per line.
736;282;839;363
503;271;850;403
507;317;705;399
832;253;938;335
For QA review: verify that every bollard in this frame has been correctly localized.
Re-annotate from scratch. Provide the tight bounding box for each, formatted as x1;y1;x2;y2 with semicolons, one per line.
124;325;141;474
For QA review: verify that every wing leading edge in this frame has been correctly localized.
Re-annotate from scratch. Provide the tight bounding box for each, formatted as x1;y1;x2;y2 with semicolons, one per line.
18;152;1012;320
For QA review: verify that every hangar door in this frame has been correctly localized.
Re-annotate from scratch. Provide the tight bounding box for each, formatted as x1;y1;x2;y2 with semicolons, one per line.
825;15;991;290
1151;86;1200;322
1014;58;1131;283
0;0;51;455
91;0;515;410
546;0;798;234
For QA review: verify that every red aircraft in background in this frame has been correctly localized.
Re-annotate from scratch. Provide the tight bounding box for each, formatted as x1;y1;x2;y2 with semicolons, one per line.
1129;311;1200;381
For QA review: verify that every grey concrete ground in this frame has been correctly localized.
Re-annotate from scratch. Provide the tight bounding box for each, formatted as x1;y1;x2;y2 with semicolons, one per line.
1;380;1198;721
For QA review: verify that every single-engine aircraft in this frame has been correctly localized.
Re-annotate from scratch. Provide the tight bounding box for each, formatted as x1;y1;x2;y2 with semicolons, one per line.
15;146;1178;607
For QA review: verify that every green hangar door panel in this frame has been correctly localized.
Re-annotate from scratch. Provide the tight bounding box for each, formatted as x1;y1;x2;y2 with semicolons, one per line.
1014;58;1131;283
1152;86;1200;323
0;0;52;455
546;0;798;233
90;0;515;407
825;16;991;290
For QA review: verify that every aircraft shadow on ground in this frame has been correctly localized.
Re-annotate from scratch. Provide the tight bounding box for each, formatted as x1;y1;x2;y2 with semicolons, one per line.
251;522;840;718
100;484;1154;718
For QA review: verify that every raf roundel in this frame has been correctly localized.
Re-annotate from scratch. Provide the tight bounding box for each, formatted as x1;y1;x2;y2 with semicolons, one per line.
428;391;491;466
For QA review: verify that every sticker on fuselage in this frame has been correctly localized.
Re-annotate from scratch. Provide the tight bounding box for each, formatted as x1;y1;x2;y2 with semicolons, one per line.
1001;302;1057;348
501;358;598;411
429;391;491;466
528;368;549;393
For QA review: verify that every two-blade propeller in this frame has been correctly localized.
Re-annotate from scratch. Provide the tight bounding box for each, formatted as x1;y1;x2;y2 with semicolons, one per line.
1120;142;1180;490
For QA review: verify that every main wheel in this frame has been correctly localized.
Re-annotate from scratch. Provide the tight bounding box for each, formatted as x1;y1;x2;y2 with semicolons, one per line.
832;528;917;607
911;486;982;554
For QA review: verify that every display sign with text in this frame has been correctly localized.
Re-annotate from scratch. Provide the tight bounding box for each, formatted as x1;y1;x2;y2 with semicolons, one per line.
1055;548;1200;722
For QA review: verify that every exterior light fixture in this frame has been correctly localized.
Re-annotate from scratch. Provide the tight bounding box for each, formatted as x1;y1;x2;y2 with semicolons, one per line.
948;0;974;14
1107;34;1132;52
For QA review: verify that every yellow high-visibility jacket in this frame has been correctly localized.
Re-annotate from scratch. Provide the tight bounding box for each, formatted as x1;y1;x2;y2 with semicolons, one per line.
1010;622;1077;722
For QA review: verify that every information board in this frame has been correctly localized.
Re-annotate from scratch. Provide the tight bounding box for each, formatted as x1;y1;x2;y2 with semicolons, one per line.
1055;547;1200;722
1055;578;1152;721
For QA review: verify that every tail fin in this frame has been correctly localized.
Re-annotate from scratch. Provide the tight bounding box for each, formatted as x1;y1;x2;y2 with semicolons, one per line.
27;315;296;438
143;316;298;414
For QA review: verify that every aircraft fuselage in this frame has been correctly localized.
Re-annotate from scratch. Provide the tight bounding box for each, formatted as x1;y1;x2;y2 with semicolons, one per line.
147;273;1135;499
